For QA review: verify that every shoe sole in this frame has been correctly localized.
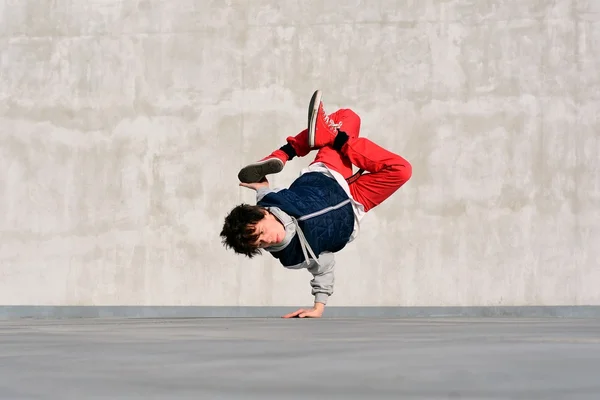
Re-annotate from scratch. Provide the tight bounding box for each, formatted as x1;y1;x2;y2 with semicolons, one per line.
237;158;284;184
308;90;322;148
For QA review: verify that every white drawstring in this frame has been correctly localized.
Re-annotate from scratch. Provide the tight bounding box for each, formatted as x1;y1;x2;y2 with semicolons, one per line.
291;217;321;267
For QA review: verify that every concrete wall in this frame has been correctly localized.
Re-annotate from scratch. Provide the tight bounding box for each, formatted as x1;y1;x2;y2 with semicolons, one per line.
1;1;599;310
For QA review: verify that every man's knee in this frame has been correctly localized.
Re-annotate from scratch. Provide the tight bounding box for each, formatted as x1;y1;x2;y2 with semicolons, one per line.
391;159;412;185
338;108;360;126
332;109;361;137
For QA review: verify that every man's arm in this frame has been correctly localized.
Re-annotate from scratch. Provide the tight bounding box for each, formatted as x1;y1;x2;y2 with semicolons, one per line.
282;252;335;318
308;252;335;306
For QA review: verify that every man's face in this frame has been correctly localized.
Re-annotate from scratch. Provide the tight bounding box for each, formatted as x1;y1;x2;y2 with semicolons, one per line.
253;212;286;248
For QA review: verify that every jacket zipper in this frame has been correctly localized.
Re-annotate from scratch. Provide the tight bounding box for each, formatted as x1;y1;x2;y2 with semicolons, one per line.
297;199;352;222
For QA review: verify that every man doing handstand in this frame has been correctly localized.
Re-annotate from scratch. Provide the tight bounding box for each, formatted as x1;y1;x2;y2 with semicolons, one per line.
220;90;412;318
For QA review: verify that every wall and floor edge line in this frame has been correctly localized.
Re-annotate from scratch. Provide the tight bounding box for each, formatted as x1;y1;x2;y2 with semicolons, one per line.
1;306;600;319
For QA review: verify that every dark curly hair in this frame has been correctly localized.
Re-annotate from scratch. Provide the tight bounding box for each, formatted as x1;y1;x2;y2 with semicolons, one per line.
220;204;267;258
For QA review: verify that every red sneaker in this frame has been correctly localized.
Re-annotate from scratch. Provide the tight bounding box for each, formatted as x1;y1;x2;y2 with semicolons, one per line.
238;149;287;183
307;90;342;149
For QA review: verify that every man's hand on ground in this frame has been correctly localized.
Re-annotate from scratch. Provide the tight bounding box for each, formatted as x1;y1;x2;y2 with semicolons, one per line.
239;177;269;191
282;302;325;318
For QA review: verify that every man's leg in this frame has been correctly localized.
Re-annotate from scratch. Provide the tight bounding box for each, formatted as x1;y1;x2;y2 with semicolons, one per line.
239;91;332;183
237;129;307;183
309;108;361;179
237;100;361;183
305;90;411;212
335;132;412;212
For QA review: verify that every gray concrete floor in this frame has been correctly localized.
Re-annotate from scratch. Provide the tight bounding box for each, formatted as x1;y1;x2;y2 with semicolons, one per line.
1;318;599;399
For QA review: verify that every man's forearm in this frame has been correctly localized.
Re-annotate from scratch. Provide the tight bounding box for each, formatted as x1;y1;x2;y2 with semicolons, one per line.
314;292;330;305
307;252;335;306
